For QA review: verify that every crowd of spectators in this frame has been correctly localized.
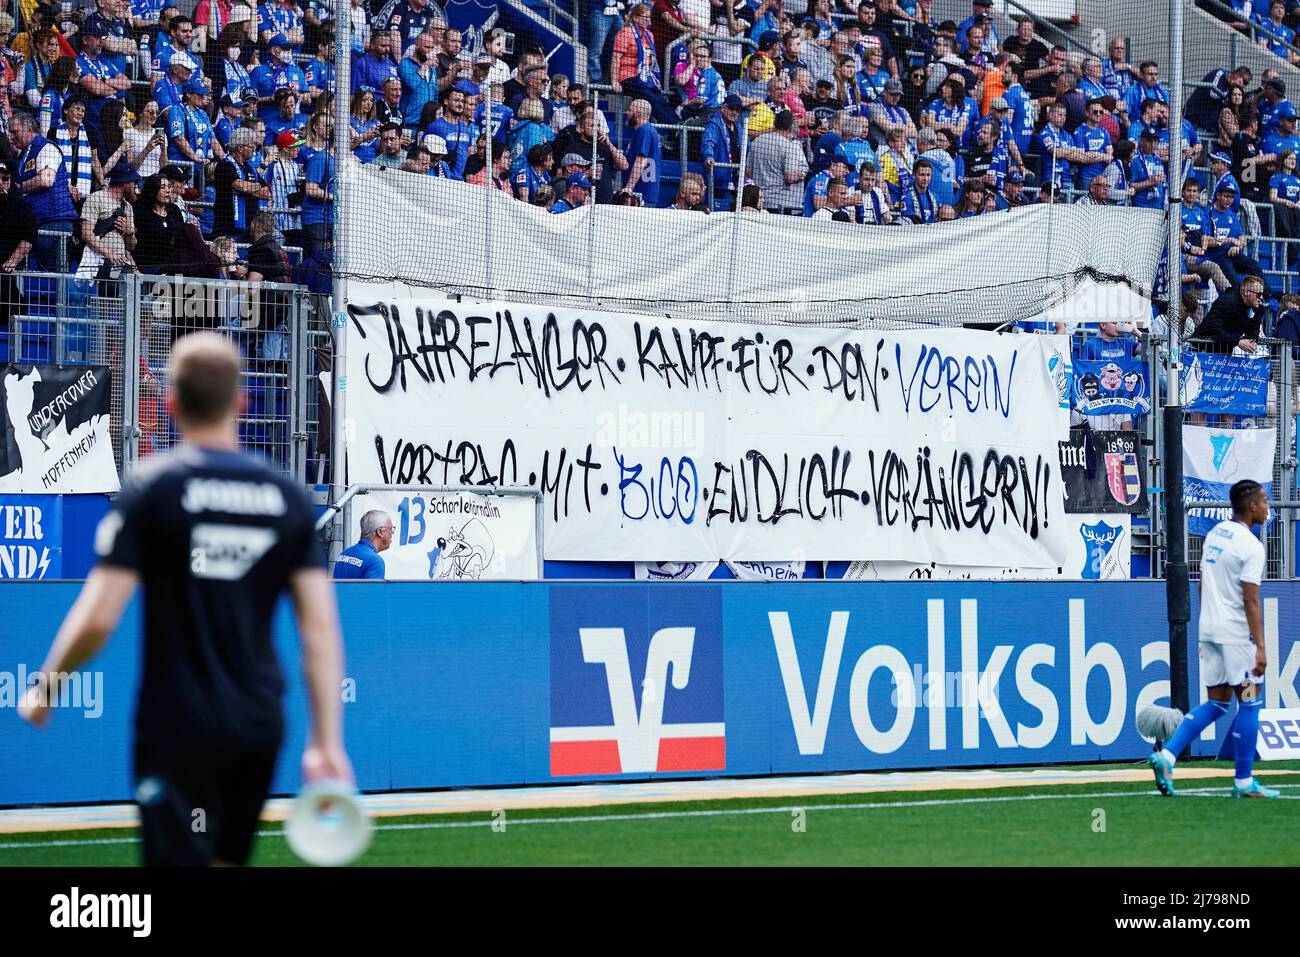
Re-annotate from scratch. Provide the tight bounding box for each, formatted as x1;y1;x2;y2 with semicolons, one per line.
2;0;1300;315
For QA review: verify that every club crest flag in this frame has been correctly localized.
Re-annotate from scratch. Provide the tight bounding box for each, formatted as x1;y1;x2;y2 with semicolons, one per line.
1104;450;1142;507
1183;425;1276;536
1072;356;1150;416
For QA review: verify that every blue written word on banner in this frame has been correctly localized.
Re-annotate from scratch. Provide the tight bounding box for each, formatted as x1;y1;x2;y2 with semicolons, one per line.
1181;351;1271;415
1073;357;1150;416
0;494;62;579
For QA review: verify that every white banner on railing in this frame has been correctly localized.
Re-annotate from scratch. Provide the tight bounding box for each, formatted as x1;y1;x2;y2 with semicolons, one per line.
349;489;540;580
344;284;1072;564
0;365;120;494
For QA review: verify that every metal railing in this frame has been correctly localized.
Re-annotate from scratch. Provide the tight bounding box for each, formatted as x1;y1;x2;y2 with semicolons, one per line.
1195;0;1300;67
1;270;319;484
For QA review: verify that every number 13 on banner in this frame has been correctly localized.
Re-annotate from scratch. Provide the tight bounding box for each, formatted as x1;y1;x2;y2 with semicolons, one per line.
396;496;426;546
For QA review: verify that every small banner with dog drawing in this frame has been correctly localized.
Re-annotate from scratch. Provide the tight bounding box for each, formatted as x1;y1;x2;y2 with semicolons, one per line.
347;489;541;580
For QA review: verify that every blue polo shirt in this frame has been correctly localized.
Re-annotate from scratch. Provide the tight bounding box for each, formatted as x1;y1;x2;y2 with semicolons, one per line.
333;538;384;579
1037;124;1074;186
1271;171;1300;204
1129;150;1166;208
302;149;334;225
626;121;662;207
398;57;438;126
1072;122;1112;187
803;170;834;216
426;117;472;178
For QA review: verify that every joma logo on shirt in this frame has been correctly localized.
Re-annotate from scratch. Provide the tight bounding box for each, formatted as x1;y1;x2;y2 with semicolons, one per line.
181;479;287;516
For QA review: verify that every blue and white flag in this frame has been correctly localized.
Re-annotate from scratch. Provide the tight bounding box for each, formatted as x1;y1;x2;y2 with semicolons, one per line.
1073;357;1150;416
1180;350;1271;415
1183;425;1276;536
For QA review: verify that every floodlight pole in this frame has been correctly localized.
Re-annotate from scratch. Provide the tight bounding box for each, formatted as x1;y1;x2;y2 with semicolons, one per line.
329;0;354;564
1164;0;1191;715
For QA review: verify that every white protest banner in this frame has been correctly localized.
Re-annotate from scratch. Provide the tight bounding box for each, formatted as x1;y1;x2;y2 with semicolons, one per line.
845;514;1130;580
1183;426;1276;536
349;489;541;580
344;284;1072;564
0;365;120;494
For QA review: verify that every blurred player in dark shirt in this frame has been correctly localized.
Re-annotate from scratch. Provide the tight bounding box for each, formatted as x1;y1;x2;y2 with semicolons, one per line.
21;332;352;866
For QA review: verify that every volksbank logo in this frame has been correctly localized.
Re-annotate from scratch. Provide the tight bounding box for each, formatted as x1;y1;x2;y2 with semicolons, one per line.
550;586;725;776
771;598;1175;754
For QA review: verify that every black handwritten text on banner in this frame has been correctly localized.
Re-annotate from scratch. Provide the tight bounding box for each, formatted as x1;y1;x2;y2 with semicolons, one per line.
344;286;1071;564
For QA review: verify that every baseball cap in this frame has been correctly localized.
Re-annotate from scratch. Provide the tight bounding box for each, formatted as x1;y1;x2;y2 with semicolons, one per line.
107;162;140;186
567;172;592;191
1006;169;1025;184
453;79;479;95
275;130;304;149
268;32;291;48
160;163;191;182
475;53;494;66
0;159;17;176
183;78;208;95
1215;183;1238;195
422;134;448;155
219;93;239;109
560;152;592;168
171;52;198;73
1278;100;1299;120
1209;149;1231;164
974;0;993;6
724;93;743;109
240;88;260;103
885;78;903;94
991;96;1009;110
759;30;780;48
1266;77;1287;94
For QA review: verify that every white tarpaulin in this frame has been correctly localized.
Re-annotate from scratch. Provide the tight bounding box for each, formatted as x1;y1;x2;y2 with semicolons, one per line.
344;284;1072;564
0;365;120;494
339;169;1165;327
349;489;541;580
1031;279;1154;330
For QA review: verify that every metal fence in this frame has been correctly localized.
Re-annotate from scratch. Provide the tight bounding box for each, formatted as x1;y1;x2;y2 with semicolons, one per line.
1145;332;1298;581
1;270;319;485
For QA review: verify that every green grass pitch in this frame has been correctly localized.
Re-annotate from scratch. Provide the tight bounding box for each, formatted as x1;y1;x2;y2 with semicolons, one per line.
3;762;1298;867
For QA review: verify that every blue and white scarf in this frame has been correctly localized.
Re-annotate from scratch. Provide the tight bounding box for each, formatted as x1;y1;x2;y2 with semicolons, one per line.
53;123;92;200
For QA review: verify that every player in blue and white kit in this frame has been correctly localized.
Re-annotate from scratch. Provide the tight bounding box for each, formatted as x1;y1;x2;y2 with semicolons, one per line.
332;509;392;579
1149;481;1279;799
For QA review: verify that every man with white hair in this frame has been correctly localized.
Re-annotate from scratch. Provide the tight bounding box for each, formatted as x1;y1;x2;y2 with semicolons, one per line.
333;509;394;579
623;98;663;206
